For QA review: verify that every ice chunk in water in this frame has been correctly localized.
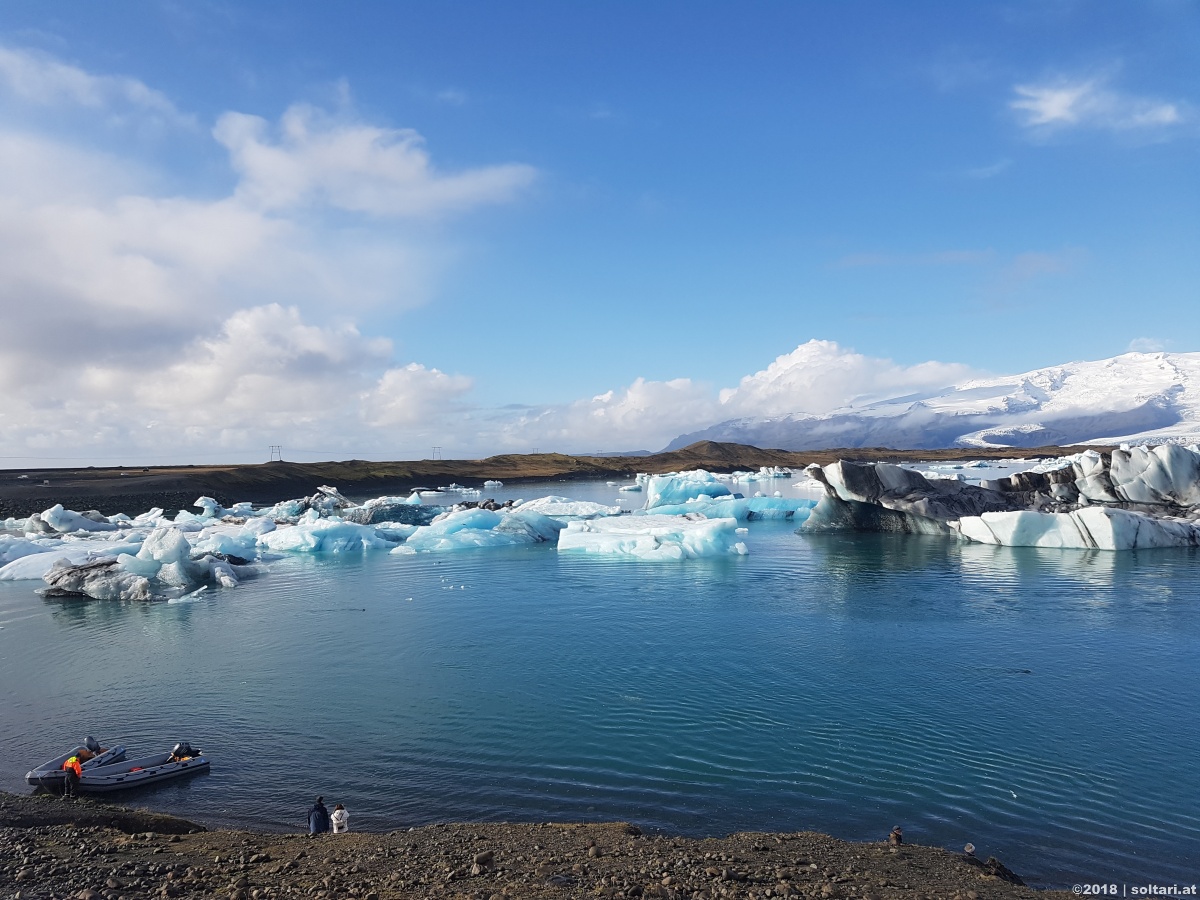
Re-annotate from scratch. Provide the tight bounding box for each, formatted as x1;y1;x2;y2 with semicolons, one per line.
514;496;620;520
640;470;733;510
557;514;748;559
391;507;564;554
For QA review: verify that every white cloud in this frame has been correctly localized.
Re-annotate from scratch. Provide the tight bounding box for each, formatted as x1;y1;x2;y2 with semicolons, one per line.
0;44;192;128
365;364;474;428
1011;76;1186;132
717;340;978;418
214;103;536;217
0;47;533;464
490;377;719;454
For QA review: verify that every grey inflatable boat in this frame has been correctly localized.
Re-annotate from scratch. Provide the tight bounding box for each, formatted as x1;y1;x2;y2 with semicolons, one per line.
78;743;208;793
25;738;127;787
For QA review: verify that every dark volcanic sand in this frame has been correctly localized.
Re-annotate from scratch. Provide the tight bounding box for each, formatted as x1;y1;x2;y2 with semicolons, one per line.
0;792;1070;900
0;441;1107;519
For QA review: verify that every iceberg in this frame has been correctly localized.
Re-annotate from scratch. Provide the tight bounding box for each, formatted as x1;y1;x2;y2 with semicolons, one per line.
513;496;621;520
257;514;397;553
38;505;120;534
634;495;814;522
0;537;146;580
639;470;733;510
803;445;1200;550
557;514;748;559
391;507;564;554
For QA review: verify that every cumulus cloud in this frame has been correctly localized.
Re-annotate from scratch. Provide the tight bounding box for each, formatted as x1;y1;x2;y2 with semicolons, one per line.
489;377;719;454
716;340;977;419
0;46;989;465
0;46;533;464
365;364;474;428
1011;75;1186;132
472;341;981;455
214;103;536;216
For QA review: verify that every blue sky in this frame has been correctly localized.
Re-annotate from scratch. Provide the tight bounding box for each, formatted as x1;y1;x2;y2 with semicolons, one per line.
0;1;1196;463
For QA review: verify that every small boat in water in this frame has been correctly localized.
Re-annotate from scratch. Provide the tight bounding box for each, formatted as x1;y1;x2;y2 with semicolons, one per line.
78;742;208;793
25;738;126;787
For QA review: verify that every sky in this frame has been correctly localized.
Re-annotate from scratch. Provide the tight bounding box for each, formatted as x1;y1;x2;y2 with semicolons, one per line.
0;1;1196;465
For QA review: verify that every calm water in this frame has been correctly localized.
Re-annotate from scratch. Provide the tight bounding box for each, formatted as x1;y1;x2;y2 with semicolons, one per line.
1;478;1198;888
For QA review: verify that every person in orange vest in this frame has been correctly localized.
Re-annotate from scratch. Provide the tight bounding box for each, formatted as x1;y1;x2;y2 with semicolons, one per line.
61;756;82;799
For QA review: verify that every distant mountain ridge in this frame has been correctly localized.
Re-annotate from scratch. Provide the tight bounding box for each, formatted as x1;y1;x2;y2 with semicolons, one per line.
667;351;1200;451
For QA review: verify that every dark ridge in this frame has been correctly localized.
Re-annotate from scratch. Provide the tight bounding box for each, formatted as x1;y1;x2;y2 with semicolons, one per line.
0;441;1114;519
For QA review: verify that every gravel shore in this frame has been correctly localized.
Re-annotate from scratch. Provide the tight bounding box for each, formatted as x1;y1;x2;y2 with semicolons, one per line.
1;792;1073;900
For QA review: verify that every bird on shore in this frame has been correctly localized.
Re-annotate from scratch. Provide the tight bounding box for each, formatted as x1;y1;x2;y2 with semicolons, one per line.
888;826;903;846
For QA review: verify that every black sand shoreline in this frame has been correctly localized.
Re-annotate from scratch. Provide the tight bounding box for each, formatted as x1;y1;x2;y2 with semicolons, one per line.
0;441;1106;519
0;791;1074;899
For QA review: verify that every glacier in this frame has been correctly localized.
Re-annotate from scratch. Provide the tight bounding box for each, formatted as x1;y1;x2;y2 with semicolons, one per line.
668;351;1200;451
801;444;1200;550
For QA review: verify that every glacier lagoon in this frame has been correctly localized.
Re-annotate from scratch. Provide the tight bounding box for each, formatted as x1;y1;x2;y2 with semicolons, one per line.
1;475;1198;888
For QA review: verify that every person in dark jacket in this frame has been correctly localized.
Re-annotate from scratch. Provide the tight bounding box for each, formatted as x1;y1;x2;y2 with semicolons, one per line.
307;796;330;835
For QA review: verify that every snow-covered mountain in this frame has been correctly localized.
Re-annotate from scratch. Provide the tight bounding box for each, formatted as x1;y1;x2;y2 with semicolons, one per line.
666;352;1200;451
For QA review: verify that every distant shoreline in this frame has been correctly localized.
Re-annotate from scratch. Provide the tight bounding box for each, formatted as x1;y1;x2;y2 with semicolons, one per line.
0;441;1108;520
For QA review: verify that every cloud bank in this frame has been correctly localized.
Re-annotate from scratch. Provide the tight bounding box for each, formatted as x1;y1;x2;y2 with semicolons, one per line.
0;45;982;465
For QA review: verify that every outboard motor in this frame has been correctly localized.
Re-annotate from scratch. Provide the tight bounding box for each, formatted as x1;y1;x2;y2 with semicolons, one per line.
172;741;195;758
84;736;101;753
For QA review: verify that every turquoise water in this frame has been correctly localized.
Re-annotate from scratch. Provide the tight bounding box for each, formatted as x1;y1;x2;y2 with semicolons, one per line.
1;479;1198;887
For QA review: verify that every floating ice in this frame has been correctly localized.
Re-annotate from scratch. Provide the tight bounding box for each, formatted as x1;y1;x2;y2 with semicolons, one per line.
557;514;748;559
484;480;503;487
0;537;146;580
634;495;814;522
640;470;733;510
38;505;120;534
391;507;564;554
514;496;621;520
805;446;1200;549
257;515;396;553
954;508;1199;550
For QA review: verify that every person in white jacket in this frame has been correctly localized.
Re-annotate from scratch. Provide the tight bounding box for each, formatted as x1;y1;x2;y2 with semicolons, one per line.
331;803;349;833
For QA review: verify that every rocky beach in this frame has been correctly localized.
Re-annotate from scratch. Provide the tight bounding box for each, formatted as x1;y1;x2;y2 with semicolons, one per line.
0;792;1070;900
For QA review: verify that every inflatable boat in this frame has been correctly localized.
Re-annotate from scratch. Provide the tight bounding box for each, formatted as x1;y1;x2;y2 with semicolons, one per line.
78;743;208;793
25;739;127;787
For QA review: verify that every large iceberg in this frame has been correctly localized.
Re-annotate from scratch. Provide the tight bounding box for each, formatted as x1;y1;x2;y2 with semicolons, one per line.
558;514;748;559
391;507;564;554
802;445;1200;550
639;470;733;510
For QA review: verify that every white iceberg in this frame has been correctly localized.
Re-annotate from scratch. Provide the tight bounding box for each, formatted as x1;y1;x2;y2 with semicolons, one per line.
640;470;733;510
557;514;748;559
513;496;621;520
257;514;396;553
391;507;564;554
953;507;1199;550
38;504;120;533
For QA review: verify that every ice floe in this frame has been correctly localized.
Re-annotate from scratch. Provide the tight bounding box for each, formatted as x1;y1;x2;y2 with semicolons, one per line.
391;507;564;554
557;514;748;559
639;470;732;509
